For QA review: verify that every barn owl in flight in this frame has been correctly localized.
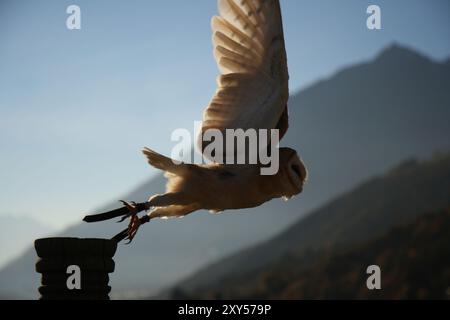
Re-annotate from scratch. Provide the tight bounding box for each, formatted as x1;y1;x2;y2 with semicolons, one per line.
83;0;308;243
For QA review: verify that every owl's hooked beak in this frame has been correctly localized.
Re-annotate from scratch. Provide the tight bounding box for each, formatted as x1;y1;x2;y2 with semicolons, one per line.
286;151;307;195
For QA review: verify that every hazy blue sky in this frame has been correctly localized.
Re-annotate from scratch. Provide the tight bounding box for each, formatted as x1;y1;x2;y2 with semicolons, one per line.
1;0;449;229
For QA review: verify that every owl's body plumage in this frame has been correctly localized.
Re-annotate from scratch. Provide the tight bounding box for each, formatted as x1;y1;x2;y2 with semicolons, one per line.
142;147;306;220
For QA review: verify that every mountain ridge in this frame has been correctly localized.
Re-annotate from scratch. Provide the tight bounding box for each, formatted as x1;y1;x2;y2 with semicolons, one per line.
0;215;54;269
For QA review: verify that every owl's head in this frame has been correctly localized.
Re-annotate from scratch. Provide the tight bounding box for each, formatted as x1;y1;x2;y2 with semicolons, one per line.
278;147;308;198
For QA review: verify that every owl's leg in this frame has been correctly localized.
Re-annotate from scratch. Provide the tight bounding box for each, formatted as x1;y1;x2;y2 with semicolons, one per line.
83;193;189;223
148;204;200;219
84;192;193;243
112;203;199;243
114;192;191;222
122;194;194;242
146;192;193;207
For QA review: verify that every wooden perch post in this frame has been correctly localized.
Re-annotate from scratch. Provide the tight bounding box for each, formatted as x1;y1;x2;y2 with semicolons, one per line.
34;237;117;300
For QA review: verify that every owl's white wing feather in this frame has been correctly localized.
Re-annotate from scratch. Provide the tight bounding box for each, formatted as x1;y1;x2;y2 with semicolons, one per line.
199;0;289;157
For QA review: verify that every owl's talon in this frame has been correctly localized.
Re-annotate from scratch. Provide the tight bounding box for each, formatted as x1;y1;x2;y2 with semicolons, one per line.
125;214;142;243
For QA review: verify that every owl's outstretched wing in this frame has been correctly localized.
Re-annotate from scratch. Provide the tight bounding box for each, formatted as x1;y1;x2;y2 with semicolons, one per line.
199;0;289;160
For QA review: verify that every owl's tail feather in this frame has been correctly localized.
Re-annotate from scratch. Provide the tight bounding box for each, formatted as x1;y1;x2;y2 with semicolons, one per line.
142;147;192;176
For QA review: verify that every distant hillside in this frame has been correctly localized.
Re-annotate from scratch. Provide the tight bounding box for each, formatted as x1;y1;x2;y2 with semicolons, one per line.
1;44;450;299
0;216;54;269
181;206;450;299
167;154;450;298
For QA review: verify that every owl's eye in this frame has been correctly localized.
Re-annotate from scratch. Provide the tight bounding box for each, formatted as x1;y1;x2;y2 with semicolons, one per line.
291;164;303;180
